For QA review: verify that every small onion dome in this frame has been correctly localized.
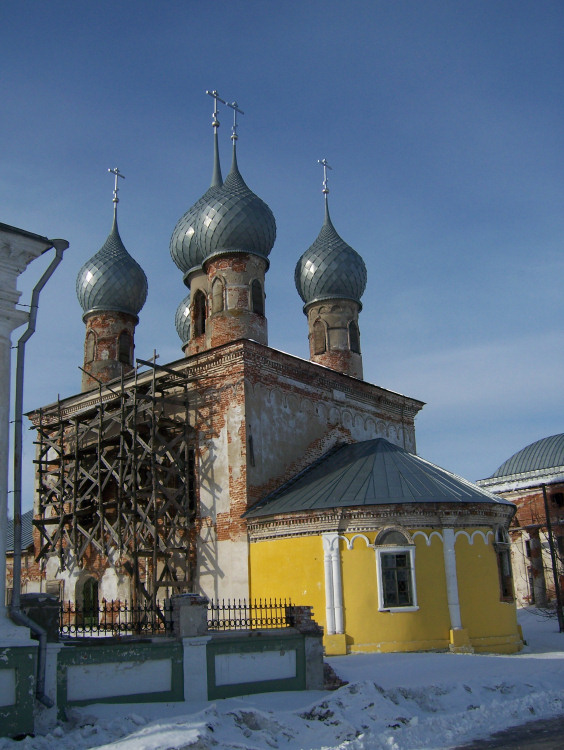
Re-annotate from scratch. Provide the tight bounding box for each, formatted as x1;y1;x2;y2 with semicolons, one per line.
76;214;148;320
170;130;223;279
295;202;367;308
194;145;276;264
174;294;191;346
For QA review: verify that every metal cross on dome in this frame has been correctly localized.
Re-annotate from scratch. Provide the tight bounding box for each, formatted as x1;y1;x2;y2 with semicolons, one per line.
318;158;332;194
226;100;244;141
206;89;226;129
108;167;125;204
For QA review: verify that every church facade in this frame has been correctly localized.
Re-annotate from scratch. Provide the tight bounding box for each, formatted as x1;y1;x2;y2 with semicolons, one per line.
27;94;523;655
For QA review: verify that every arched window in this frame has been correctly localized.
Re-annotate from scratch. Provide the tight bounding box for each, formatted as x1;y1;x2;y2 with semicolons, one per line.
494;527;514;602
375;527;417;611
349;321;360;354
251;279;264;315
193;290;206;337
118;331;131;365
312;320;326;354
85;331;96;363
211;278;224;314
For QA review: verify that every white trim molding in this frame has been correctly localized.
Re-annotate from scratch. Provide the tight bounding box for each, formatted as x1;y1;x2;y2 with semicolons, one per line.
322;533;344;634
443;528;462;629
375;544;418;612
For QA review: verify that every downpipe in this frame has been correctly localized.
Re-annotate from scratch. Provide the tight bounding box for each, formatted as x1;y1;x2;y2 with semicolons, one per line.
10;238;68;707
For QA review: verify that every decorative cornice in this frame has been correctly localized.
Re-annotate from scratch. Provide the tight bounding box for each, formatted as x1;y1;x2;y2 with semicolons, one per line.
246;503;514;542
478;468;564;494
242;342;424;420
27;338;422;425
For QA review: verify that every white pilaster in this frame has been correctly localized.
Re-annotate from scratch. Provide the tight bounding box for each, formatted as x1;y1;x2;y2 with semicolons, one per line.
442;528;462;630
322;533;344;635
0;226;51;643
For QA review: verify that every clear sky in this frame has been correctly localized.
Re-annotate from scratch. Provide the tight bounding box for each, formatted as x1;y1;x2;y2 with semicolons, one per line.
2;0;563;510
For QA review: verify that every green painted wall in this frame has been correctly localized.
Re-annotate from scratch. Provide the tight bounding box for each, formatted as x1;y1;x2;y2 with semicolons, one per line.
0;646;37;738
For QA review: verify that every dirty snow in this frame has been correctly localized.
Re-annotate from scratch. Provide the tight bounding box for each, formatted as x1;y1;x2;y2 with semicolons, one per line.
2;608;564;750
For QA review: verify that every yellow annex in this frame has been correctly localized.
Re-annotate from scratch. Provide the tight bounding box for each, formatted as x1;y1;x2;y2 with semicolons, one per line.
247;441;523;655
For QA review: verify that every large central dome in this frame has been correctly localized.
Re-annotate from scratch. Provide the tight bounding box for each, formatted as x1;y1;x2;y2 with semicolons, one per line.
194;146;276;263
170;128;223;280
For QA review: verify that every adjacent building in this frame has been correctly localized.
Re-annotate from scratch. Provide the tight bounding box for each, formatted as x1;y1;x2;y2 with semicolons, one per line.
478;434;564;608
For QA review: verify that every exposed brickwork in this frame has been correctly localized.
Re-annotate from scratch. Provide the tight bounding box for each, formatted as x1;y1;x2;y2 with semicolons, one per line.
310;349;362;379
305;300;363;378
81;310;137;391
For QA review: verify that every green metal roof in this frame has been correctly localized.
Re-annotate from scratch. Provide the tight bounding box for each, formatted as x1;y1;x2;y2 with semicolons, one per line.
6;510;34;553
246;439;511;518
489;434;564;479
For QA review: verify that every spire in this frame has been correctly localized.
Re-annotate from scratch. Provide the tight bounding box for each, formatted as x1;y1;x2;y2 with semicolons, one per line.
206;90;225;188
318;158;332;224
108;166;125;225
226;99;244;174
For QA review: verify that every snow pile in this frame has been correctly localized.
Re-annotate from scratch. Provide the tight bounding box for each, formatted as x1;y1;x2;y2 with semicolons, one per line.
2;608;563;750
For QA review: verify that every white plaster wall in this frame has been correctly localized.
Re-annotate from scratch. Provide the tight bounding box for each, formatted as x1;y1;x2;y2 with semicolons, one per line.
215;649;296;686
66;658;172;701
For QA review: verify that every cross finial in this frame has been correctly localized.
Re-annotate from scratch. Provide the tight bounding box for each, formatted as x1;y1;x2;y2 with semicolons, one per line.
206;89;226;129
318;159;332;195
226;100;244;141
108;167;125;204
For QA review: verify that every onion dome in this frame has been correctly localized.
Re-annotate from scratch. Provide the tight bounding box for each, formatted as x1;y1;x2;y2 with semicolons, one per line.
170;128;223;280
174;294;191;346
194;143;276;264
295;200;367;308
76;210;148;320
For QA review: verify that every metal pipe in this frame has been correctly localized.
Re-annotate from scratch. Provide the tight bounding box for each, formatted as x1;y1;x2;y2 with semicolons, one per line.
9;608;53;707
542;484;564;632
10;238;67;707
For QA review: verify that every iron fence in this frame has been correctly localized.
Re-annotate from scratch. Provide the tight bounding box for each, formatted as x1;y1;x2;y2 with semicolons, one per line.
207;598;292;631
59;599;173;638
59;597;294;637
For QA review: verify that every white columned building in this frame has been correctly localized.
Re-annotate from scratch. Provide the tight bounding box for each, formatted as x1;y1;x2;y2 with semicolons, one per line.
0;223;54;642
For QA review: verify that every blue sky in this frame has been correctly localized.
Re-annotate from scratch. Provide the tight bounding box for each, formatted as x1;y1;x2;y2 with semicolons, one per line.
2;1;563;510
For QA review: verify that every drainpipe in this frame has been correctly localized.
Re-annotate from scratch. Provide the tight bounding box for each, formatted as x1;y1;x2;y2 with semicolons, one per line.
541;484;564;633
10;238;67;706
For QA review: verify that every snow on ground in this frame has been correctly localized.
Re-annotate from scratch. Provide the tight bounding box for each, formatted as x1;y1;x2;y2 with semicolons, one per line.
2;608;564;750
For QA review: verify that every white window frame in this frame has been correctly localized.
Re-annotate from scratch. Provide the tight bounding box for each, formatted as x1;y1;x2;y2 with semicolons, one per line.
376;545;418;612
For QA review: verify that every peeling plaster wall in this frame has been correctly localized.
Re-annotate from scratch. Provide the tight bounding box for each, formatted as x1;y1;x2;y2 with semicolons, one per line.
243;343;421;505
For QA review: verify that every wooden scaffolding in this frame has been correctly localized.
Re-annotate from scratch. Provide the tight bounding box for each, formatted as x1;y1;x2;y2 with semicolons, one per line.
33;360;196;605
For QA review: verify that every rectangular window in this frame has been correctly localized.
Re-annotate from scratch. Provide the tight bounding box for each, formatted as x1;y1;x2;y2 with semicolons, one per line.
377;547;417;611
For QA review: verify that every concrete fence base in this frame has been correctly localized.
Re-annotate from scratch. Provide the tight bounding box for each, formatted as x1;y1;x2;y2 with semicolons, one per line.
0;595;325;738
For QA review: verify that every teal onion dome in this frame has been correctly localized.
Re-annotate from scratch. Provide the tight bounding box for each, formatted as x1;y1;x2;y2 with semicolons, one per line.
76;213;148;320
295;202;366;308
174;294;191;346
194;144;276;264
170;130;223;281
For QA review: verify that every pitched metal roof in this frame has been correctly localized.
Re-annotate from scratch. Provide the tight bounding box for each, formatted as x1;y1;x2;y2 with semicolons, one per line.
245;439;511;518
490;434;564;479
6;510;34;553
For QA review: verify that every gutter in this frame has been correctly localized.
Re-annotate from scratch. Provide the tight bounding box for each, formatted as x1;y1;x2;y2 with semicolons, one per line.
10;238;68;706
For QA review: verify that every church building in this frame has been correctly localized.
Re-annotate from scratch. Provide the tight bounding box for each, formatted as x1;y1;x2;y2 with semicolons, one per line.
27;93;523;655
